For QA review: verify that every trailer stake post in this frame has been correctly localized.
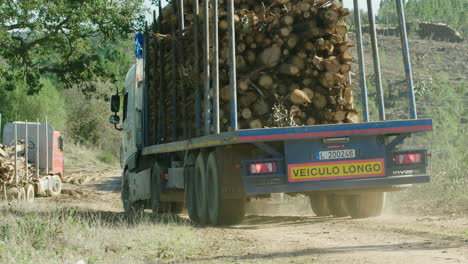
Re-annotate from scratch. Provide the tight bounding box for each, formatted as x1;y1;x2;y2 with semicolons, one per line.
25;120;28;181
45;116;48;175
36;118;40;178
212;0;220;134
177;0;188;138
193;0;201;136
367;0;386;121
395;0;417;119
203;0;211;135
171;3;178;141
353;0;369;122
14;122;18;184
158;1;166;142
228;0;238;130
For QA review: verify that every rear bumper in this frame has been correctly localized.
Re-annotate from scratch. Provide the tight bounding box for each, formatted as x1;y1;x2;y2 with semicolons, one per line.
244;175;430;196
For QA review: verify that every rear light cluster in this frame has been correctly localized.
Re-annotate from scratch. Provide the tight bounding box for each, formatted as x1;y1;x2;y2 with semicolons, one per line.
393;153;423;165
249;162;278;174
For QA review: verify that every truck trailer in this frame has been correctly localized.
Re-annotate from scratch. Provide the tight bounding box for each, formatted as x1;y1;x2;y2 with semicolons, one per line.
1;121;64;201
109;0;433;225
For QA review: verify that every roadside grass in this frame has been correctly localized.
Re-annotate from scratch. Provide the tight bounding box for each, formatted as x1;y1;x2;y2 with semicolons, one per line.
65;144;118;169
0;202;202;264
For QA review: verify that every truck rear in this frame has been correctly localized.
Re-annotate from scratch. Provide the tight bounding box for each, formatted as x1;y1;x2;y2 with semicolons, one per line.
109;0;432;225
1;121;64;201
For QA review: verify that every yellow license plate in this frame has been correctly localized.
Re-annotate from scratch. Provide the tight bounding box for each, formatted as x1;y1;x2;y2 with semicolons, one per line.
288;159;385;182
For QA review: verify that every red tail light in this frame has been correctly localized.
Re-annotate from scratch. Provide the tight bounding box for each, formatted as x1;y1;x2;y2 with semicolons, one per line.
393;153;423;165
249;162;277;174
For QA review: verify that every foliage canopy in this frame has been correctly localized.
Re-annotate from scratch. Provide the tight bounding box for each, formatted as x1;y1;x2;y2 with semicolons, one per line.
0;0;144;94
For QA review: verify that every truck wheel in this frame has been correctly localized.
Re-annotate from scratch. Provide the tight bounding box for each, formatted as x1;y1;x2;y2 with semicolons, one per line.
25;184;35;202
46;176;62;197
18;187;26;201
346;192;386;219
328;195;349;217
219;199;245;226
6;187;20;200
122;170;144;214
184;153;198;222
206;151;245;226
151;162;165;214
309;194;331;217
195;152;209;224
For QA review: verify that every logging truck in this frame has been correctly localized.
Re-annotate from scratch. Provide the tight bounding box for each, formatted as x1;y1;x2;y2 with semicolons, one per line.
109;0;432;225
0;121;63;201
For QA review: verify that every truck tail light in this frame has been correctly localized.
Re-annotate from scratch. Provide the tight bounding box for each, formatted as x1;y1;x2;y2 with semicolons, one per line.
393;153;423;165
249;162;277;174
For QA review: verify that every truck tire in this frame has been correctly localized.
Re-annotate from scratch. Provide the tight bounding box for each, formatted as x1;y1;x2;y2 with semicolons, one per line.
184;153;198;222
25;184;35;202
195;152;209;224
6;187;19;200
309;194;331;217
19;187;26;201
328;195;349;217
346;192;386;219
46;176;62;197
206;151;245;226
151;162;165;214
122;170;144;214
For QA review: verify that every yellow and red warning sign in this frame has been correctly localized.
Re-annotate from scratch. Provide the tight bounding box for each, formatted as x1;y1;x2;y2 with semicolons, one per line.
288;159;385;182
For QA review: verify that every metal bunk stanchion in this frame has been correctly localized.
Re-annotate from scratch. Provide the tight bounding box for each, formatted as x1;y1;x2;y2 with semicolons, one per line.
212;0;220;134
25;121;28;181
353;0;369;122
45;116;49;175
367;0;386;120
158;1;166;142
36;119;40;178
14;122;18;184
228;0;238;130
171;4;178;140
177;0;188;138
395;0;417;119
193;0;201;136
203;0;211;135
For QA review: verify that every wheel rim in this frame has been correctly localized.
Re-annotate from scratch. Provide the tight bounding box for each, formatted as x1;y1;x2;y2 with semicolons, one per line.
26;184;35;202
52;179;61;193
19;187;26;201
195;152;208;224
207;152;220;225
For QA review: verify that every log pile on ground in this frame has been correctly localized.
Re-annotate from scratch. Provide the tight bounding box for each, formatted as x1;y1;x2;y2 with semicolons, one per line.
0;143;35;185
151;0;359;139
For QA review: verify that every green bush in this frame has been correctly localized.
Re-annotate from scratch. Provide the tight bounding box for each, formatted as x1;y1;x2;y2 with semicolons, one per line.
0;78;67;131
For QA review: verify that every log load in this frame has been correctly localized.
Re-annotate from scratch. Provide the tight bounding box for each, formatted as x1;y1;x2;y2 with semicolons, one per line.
149;0;359;139
0;142;36;186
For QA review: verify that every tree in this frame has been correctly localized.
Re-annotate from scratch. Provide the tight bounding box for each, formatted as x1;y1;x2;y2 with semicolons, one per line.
0;0;144;94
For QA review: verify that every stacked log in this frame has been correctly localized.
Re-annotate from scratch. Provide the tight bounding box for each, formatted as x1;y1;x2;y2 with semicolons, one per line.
151;0;359;139
0;143;36;185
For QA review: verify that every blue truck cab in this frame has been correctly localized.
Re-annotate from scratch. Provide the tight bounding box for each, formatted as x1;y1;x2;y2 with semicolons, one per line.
109;0;432;225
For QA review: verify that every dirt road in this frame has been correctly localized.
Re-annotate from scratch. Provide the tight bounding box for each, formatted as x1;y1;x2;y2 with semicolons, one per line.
60;167;468;264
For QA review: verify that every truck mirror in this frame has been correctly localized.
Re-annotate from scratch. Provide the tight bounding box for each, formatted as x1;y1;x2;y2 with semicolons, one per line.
58;136;64;151
110;94;120;113
109;115;120;125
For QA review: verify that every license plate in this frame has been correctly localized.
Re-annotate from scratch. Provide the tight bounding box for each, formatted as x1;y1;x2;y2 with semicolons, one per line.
317;149;356;160
288;159;385;182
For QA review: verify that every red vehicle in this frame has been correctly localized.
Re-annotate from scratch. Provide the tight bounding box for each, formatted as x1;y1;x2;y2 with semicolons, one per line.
1;121;64;200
